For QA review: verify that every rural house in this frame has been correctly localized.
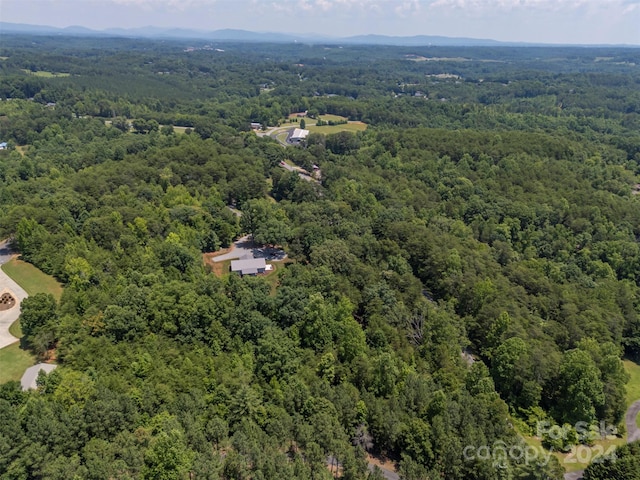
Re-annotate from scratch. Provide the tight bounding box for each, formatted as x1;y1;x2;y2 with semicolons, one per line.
230;258;267;276
290;128;309;144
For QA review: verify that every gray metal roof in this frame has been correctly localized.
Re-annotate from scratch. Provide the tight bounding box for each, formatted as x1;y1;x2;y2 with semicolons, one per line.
20;363;57;391
230;258;266;275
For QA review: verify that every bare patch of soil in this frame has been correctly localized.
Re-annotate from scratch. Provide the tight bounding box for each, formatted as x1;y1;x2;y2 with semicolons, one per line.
367;453;398;474
203;245;235;277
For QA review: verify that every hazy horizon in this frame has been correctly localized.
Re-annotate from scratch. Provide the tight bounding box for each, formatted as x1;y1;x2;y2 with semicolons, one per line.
2;0;639;46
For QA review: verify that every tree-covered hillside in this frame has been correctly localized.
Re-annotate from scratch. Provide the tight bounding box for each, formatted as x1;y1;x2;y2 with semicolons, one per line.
0;35;639;479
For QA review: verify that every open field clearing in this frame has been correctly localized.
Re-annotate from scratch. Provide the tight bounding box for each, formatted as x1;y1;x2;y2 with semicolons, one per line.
0;342;35;384
307;121;367;134
21;69;70;77
1;258;63;301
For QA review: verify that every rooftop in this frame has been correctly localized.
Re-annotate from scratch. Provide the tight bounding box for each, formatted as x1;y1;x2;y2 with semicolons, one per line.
230;257;267;275
291;128;309;140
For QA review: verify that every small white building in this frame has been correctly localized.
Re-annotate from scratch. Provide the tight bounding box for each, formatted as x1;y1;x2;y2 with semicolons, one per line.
0;142;7;150
290;128;309;144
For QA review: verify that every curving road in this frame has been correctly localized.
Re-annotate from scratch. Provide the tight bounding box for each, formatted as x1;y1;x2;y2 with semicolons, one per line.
256;125;295;146
563;399;640;480
0;239;27;349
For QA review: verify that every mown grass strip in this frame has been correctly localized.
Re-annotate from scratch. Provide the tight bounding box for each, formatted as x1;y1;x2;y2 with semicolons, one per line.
1;258;63;300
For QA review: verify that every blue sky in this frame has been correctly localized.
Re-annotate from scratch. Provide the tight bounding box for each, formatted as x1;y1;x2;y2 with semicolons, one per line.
3;0;640;45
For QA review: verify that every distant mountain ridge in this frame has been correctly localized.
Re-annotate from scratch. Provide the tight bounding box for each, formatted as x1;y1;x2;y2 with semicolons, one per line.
0;21;520;46
1;21;637;47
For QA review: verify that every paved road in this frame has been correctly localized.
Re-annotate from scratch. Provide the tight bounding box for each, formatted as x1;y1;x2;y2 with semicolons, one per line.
256;125;295;146
0;239;15;264
0;239;27;349
279;161;319;184
563;399;640;480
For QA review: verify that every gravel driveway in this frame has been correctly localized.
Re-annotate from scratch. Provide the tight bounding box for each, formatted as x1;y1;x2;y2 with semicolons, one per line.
211;236;287;263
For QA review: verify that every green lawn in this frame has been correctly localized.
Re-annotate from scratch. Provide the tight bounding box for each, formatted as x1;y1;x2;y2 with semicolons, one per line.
307;121;367;135
21;69;70;77
0;342;35;384
624;359;640;427
9;317;23;338
263;261;287;295
624;360;640;404
518;423;624;473
318;114;348;122
0;258;62;385
1;258;63;300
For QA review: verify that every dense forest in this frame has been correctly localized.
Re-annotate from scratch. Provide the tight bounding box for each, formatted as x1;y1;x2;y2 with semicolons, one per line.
1;34;640;479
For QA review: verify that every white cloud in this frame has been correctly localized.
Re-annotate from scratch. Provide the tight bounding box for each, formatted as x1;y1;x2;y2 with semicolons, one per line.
109;0;216;5
427;0;636;12
95;0;638;19
100;0;222;14
264;0;381;16
395;0;421;16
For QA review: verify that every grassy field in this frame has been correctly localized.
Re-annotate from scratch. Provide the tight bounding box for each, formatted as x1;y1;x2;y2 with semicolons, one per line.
21;69;70;77
318;114;348;122
521;430;624;473
0;258;63;384
307;122;367;135
1;258;63;300
263;261;293;295
172;126;190;134
0;342;35;384
9;316;23;338
16;146;27;156
624;359;640;404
